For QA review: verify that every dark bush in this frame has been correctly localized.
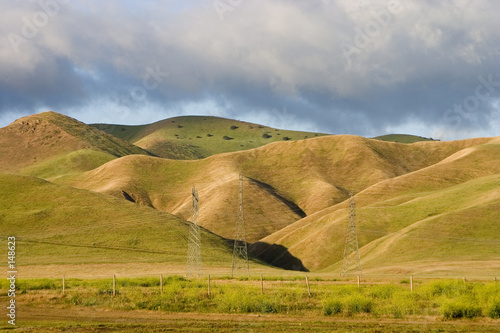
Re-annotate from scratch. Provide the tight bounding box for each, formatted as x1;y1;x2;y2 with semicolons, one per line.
488;301;500;319
323;299;343;315
262;133;272;139
441;301;482;319
230;125;239;130
223;136;233;140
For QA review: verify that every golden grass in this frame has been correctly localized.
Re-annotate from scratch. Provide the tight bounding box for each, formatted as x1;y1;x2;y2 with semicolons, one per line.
0;111;147;175
255;141;500;274
2;111;499;276
0;174;250;272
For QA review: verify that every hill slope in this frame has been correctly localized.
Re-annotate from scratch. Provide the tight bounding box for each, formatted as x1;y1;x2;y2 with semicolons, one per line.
0;112;148;177
61;135;492;247
61;154;304;243
0;173;251;276
92;116;328;159
4;111;498;275
250;137;500;274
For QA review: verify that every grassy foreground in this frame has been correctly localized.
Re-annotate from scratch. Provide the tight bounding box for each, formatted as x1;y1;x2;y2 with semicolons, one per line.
4;277;500;318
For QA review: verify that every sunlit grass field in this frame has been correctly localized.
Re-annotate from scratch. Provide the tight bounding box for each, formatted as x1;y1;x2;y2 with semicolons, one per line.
4;276;499;320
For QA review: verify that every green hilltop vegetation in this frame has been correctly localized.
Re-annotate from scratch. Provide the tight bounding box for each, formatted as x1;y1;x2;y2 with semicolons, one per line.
0;111;499;277
373;134;437;144
92;116;329;159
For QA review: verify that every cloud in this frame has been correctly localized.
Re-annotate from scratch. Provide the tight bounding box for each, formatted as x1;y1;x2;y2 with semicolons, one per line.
0;0;499;140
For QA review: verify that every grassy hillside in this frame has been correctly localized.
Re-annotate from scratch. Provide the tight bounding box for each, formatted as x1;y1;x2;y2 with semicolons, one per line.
0;174;259;276
373;134;436;143
0;112;148;177
92;116;328;159
20;149;117;179
3;111;498;276
61;155;304;243
250;138;500;274
236;135;490;215
61;135;492;246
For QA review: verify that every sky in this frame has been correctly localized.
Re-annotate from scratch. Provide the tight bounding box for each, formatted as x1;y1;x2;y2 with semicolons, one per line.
1;0;499;140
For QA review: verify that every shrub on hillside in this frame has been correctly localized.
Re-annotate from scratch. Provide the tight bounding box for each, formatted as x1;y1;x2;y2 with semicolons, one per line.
262;133;272;139
223;136;233;140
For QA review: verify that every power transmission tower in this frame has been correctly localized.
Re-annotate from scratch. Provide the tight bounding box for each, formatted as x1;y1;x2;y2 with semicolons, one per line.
340;193;362;276
232;174;249;277
187;186;202;277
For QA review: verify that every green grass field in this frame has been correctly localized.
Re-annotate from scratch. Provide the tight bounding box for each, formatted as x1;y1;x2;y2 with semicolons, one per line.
2;276;499;332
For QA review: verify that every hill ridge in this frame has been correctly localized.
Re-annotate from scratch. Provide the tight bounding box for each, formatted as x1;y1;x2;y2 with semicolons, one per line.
252;139;500;273
0;111;149;176
2;111;499;275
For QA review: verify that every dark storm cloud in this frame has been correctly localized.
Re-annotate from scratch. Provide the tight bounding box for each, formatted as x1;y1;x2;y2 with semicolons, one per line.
1;0;499;139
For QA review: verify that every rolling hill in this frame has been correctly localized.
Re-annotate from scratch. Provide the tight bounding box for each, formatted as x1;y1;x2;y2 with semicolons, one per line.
250;137;500;275
1;111;499;276
61;154;304;243
61;134;493;249
0;173;265;277
0;111;149;178
92;116;329;159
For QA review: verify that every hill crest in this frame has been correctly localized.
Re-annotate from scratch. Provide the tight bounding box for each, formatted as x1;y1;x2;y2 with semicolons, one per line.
0;111;148;174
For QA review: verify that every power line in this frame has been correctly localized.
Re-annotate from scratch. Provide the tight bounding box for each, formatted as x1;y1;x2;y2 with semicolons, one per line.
232;174;249;277
341;193;362;276
187;186;202;277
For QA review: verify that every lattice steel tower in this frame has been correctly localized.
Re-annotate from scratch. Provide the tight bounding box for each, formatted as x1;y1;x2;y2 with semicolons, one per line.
232;174;249;277
340;193;362;276
187;186;202;277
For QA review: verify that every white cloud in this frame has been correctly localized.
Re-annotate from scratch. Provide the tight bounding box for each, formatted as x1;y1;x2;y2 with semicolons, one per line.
0;0;499;139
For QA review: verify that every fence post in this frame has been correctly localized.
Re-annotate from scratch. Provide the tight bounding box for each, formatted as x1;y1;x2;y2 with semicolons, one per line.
160;275;163;295
62;275;65;296
260;275;264;294
410;275;413;293
357;275;360;289
306;275;311;297
208;275;211;297
113;274;116;297
463;277;466;284
494;277;497;285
